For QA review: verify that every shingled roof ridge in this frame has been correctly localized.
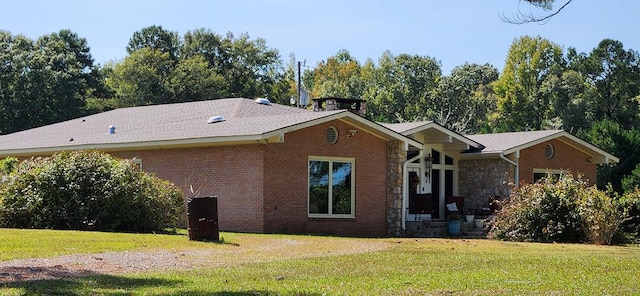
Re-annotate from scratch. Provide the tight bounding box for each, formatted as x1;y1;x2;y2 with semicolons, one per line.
229;98;245;118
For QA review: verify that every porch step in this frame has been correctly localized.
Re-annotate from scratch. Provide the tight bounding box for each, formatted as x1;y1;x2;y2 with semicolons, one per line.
405;221;489;238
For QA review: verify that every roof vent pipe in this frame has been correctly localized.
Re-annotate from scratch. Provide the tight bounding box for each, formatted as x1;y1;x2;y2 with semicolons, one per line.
109;125;116;134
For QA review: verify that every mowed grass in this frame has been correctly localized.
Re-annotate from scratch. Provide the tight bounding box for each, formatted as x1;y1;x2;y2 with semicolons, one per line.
1;229;640;295
0;228;199;260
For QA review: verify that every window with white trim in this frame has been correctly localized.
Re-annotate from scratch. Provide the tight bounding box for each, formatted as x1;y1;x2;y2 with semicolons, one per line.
533;169;564;183
308;157;355;218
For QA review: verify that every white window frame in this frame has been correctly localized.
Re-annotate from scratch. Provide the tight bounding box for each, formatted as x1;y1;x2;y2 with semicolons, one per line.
533;168;565;183
308;156;355;218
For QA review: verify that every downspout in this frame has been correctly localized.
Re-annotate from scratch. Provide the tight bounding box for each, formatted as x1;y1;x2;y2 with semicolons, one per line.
402;147;423;232
500;151;519;185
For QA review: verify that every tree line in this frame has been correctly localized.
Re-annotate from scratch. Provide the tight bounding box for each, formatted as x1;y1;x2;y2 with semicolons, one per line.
1;26;640;194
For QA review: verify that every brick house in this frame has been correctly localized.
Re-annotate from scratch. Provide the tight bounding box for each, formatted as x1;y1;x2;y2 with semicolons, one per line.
0;98;618;236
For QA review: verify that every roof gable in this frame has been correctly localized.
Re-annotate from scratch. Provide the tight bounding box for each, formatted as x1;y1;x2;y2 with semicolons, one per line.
380;121;484;149
465;130;619;164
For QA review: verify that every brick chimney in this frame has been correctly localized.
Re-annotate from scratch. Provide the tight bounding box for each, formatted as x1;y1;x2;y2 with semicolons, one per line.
312;98;367;116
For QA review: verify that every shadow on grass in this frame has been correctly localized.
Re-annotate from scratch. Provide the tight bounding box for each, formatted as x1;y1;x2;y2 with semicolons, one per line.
2;267;179;295
2;266;321;295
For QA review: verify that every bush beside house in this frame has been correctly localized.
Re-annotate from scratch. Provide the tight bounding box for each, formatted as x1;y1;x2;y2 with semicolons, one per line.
488;173;625;245
0;150;184;233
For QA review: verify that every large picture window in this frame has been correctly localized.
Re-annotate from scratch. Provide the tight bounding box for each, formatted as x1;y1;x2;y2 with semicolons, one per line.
308;157;355;218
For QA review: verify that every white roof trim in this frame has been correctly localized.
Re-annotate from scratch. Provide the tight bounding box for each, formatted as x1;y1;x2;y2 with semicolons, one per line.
502;131;619;164
395;121;483;149
262;111;424;150
0;134;272;156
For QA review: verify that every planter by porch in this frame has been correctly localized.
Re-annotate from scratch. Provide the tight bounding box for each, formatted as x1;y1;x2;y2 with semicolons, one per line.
465;214;475;222
448;219;462;236
474;218;484;229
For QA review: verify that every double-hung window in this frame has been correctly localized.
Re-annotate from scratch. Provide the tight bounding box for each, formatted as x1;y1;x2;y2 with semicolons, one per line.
308;157;355;218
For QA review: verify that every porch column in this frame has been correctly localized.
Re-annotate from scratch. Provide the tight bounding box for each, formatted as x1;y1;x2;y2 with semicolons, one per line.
386;140;405;237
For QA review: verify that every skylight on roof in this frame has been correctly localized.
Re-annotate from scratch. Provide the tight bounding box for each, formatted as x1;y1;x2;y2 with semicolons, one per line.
207;116;225;124
255;98;271;105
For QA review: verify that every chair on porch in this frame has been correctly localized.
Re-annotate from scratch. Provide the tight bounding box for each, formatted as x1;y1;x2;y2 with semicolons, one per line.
408;192;433;221
445;196;464;219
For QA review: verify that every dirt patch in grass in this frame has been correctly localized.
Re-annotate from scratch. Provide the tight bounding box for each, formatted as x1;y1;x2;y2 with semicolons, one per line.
0;234;394;284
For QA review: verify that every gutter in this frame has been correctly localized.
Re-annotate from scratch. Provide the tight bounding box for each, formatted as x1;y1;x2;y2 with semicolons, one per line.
500;152;519;185
402;148;423;232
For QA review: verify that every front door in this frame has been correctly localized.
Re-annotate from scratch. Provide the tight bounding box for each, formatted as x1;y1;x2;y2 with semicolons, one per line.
432;169;455;219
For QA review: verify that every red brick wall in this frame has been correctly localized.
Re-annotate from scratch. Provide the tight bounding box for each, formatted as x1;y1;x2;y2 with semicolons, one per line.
262;120;389;236
112;119;390;236
517;139;597;185
113;145;266;233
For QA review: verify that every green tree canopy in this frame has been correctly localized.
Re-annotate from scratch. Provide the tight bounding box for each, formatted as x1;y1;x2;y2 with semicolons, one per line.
307;49;365;99
126;25;180;62
432;63;499;133
106;48;174;106
491;35;565;132
0;30;101;134
108;28;285;107
364;51;442;123
573;39;640;130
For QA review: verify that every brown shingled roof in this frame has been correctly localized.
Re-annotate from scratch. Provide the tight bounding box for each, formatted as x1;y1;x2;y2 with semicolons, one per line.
0;98;422;156
0;98;339;154
466;130;564;153
465;130;619;164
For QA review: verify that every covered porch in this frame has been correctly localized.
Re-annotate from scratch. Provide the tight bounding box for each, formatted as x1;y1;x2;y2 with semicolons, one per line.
381;121;489;232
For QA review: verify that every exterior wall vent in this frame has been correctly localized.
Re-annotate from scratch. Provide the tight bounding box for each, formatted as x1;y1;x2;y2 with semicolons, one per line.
545;143;555;159
207;116;225;124
326;126;338;144
255;98;271;105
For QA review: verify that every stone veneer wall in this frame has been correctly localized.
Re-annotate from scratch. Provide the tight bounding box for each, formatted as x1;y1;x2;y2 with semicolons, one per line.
458;159;514;212
386;140;405;236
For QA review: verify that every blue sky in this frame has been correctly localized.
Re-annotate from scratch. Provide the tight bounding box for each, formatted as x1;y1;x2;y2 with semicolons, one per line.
1;0;636;74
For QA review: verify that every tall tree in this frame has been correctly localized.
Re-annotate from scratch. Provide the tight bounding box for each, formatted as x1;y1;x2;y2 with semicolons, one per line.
547;68;597;132
182;29;282;98
106;48;174;107
432;63;499;133
307;49;364;99
169;55;226;103
110;28;285;106
577;39;640;130
126;25;180;62
580;120;640;193
364;51;441;123
492;35;565;132
0;30;99;134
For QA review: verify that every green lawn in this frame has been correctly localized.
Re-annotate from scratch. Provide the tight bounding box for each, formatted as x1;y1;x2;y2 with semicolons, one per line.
1;229;639;295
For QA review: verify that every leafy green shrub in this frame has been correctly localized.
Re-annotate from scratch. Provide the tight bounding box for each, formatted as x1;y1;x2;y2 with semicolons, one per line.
0;156;18;175
0;150;184;232
614;190;640;244
577;185;625;245
489;173;624;244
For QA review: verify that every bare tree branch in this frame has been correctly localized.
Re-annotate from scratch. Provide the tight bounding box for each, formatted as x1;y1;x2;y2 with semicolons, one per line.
501;0;573;24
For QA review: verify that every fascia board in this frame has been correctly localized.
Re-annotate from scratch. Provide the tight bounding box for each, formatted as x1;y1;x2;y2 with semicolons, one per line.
0;135;267;157
401;122;484;149
502;131;619;164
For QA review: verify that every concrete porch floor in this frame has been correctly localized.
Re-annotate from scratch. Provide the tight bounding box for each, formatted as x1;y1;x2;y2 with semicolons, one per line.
404;220;489;238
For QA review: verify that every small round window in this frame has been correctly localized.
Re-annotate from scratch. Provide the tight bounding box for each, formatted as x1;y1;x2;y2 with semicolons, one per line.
545;143;555;159
326;126;338;144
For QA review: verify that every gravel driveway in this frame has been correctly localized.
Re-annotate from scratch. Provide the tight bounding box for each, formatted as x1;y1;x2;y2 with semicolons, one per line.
0;236;393;284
